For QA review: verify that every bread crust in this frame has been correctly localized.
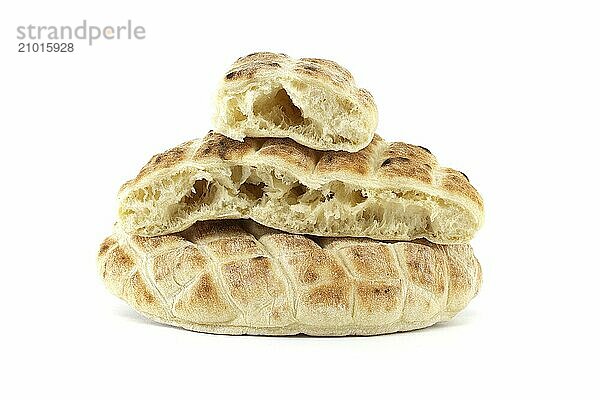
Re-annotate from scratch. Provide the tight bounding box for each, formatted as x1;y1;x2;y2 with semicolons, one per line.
98;220;482;336
214;52;378;152
118;132;484;244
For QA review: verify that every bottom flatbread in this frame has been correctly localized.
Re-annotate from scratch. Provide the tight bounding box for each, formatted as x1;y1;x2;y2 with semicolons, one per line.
98;220;481;336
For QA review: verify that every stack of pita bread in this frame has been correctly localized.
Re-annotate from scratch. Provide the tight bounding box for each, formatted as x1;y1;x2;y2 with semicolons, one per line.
98;52;484;336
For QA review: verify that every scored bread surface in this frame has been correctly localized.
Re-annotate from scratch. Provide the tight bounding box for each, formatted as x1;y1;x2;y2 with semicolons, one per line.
98;220;482;336
118;131;483;244
214;52;378;152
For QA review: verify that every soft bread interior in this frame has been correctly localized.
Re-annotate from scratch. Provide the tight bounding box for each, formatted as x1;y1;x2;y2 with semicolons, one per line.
120;163;477;243
253;88;315;130
218;80;369;148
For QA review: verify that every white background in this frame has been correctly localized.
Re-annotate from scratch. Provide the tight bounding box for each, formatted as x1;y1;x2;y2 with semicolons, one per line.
1;0;598;398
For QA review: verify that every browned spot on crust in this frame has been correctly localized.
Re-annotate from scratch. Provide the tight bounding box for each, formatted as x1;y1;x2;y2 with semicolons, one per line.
104;246;135;279
379;157;433;183
286;250;348;285
441;168;483;208
225;52;288;81
98;237;116;257
130;271;157;306
300;267;319;284
294;66;343;87
341;244;399;280
403;243;445;296
357;88;375;106
301;63;320;72
356;283;401;313
314;134;381;176
375;142;438;184
294;62;325;78
153;147;185;166
271;308;282;320
297;57;355;85
387;142;437;164
173;273;236;323
193;132;256;161
381;156;407;167
315;149;371;176
307;284;350;309
190;274;223;307
257;138;320;172
143;142;191;171
100;243;136;297
224;67;257;81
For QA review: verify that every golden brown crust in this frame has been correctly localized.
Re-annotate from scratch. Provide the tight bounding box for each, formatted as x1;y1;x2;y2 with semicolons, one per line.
123;140;196;189
98;237;116;257
125;133;482;206
337;244;400;280
256;138;320;171
314;143;376;176
225;52;290;81
402;243;446;296
172;273;237;324
98;220;482;336
378;141;437;184
225;52;358;90
194;131;258;161
118;131;484;243
441;167;483;207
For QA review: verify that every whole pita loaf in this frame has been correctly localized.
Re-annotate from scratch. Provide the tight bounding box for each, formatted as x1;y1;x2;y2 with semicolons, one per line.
98;220;482;336
214;52;378;152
